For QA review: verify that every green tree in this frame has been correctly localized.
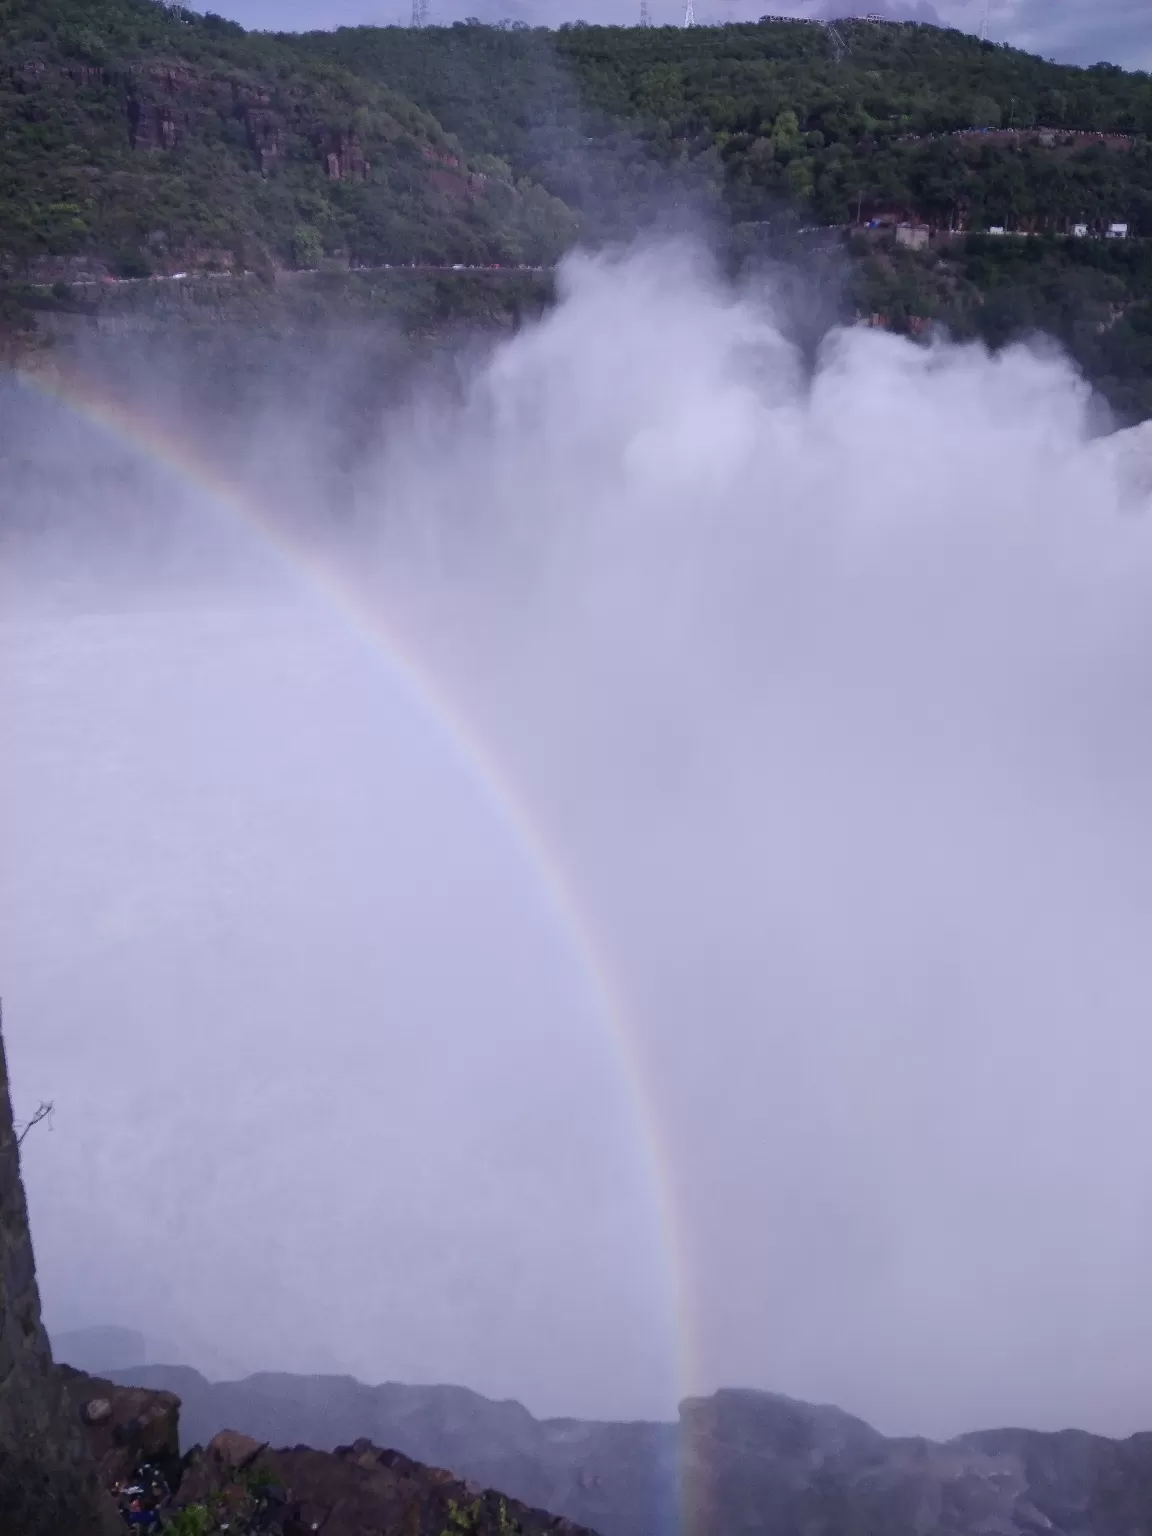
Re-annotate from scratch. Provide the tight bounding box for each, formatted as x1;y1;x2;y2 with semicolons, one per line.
292;223;325;267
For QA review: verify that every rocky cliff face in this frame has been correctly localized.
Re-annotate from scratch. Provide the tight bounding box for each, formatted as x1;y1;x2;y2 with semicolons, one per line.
0;1024;121;1533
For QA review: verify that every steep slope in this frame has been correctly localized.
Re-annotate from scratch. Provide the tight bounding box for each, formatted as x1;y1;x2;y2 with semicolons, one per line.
99;1367;1152;1536
0;0;577;277
7;4;1152;275
302;19;1152;236
0;1025;121;1534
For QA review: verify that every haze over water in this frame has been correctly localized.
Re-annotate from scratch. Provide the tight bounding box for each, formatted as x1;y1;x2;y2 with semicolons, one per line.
4;240;1152;1439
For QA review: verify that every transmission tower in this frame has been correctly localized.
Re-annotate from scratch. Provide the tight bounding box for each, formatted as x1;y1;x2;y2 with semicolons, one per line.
683;0;694;25
979;0;989;40
640;0;650;22
410;0;428;26
823;19;847;60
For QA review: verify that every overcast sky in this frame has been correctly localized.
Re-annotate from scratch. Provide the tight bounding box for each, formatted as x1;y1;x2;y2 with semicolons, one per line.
209;0;1150;71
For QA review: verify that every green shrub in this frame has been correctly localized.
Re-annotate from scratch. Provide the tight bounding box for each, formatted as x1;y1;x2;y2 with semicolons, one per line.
292;223;325;268
162;1507;213;1536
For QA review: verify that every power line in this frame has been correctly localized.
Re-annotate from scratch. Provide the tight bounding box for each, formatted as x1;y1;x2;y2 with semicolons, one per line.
823;19;847;60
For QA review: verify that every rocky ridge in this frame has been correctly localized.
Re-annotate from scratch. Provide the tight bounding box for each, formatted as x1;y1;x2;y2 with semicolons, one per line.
62;1366;601;1536
680;1388;1152;1536
96;1364;1152;1536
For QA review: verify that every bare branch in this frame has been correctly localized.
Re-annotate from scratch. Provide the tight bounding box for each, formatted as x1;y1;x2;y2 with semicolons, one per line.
16;1101;54;1146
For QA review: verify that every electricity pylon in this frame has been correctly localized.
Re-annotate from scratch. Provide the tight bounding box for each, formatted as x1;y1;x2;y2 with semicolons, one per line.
823;19;847;60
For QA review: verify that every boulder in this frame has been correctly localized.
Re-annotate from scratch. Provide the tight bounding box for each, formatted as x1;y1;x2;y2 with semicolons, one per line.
61;1366;181;1488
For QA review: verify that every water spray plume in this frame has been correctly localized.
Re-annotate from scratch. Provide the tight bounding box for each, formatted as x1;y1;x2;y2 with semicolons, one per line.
3;239;1152;1440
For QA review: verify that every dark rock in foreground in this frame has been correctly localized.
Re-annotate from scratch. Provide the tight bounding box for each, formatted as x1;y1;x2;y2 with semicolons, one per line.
60;1368;182;1492
174;1430;596;1536
0;1025;121;1534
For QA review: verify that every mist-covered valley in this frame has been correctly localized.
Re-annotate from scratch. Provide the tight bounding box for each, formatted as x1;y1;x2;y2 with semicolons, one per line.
6;237;1152;1536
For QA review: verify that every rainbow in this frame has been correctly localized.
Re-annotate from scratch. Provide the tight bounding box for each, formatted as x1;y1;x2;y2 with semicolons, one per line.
12;364;690;1413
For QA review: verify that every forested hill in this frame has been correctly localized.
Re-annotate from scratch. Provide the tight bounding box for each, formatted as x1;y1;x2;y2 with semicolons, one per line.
305;19;1152;238
4;0;1152;414
0;0;577;273
6;1;1152;271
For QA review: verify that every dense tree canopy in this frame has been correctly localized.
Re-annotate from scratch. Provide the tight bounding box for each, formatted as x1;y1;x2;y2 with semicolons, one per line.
307;19;1152;237
0;0;577;272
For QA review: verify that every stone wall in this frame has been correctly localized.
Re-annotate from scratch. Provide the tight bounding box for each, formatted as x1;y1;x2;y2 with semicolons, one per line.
0;1017;121;1533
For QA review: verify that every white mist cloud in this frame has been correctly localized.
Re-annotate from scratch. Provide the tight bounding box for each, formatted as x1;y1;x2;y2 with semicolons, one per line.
5;238;1152;1440
349;241;1152;1437
0;421;677;1419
